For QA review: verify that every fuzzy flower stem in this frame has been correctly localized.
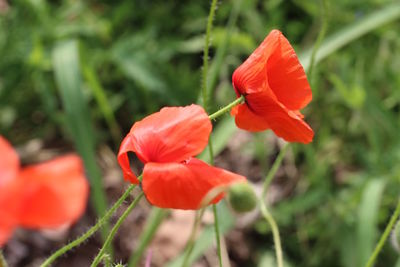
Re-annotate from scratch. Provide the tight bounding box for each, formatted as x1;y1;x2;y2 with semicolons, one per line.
91;192;144;267
40;182;138;267
208;96;245;121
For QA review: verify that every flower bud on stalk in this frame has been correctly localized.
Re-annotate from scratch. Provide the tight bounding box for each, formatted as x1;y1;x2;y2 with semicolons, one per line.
228;182;257;212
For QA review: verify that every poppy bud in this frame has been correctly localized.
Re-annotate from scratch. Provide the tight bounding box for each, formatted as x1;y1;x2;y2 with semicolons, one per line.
228;182;257;212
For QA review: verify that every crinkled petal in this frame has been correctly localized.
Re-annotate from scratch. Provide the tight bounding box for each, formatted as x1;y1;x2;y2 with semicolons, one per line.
266;30;312;110
17;155;89;228
231;104;270;132
232;30;281;96
0;136;20;186
118;105;212;182
142;158;246;210
118;135;140;184
246;92;314;143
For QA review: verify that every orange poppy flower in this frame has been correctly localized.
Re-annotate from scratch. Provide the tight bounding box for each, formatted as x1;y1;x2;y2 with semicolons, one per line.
0;136;89;246
118;105;246;210
231;30;314;143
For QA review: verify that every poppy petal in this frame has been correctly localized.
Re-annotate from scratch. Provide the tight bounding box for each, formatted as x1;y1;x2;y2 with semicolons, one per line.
142;158;246;210
118;135;140;184
231;104;270;132
246;92;314;143
232;30;282;96
0;136;19;186
17;155;89;228
266;30;312;110
118;105;212;182
0;179;22;247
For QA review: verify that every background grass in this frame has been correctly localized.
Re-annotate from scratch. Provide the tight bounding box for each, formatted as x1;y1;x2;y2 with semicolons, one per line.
1;0;400;266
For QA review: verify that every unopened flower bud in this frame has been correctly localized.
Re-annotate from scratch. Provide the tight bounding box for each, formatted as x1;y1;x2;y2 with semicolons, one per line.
228;182;257;212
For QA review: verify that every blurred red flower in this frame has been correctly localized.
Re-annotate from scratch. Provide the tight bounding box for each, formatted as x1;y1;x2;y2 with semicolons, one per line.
231;30;314;143
118;104;246;210
0;137;89;247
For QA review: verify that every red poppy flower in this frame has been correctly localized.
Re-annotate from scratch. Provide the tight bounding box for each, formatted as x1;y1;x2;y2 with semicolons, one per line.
231;30;314;143
0;136;89;246
118;105;246;210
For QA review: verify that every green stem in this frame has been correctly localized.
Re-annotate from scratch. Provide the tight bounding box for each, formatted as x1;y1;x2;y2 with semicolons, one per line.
307;0;329;79
365;198;400;267
262;143;289;196
260;144;289;267
40;183;137;267
91;192;145;267
259;199;283;267
0;250;8;267
201;0;219;112
182;209;206;267
208;96;245;120
128;208;168;267
213;205;223;267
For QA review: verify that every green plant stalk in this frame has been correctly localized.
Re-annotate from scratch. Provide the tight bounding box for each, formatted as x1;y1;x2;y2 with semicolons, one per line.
91;192;145;267
307;0;329;79
260;144;289;267
201;0;218;112
0;250;8;267
212;204;222;267
262;143;289;196
365;199;400;267
40;184;137;267
259;199;283;267
208;95;245;120
128;208;169;267
181;209;207;267
206;0;242;99
201;1;225;266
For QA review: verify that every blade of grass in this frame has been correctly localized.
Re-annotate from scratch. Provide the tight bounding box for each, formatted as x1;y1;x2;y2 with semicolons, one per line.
300;2;400;69
52;39;111;256
82;63;122;145
357;179;386;266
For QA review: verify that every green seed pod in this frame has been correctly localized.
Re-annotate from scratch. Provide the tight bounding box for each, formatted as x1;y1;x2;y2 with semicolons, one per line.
228;182;257;212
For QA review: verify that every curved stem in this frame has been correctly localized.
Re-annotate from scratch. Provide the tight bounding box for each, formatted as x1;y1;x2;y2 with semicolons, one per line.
260;144;289;267
262;143;289;196
40;183;137;267
208;95;245;120
259;199;283;267
91;192;144;267
365;198;400;267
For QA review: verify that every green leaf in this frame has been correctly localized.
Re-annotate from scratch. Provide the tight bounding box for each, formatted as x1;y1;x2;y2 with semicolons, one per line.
357;179;386;266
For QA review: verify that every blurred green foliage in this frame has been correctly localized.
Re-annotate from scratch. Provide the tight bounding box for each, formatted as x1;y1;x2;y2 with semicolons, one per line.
1;0;400;267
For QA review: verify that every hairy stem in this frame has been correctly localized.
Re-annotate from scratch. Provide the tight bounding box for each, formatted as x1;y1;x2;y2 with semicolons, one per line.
40;183;137;267
91;192;144;267
208;95;245;120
